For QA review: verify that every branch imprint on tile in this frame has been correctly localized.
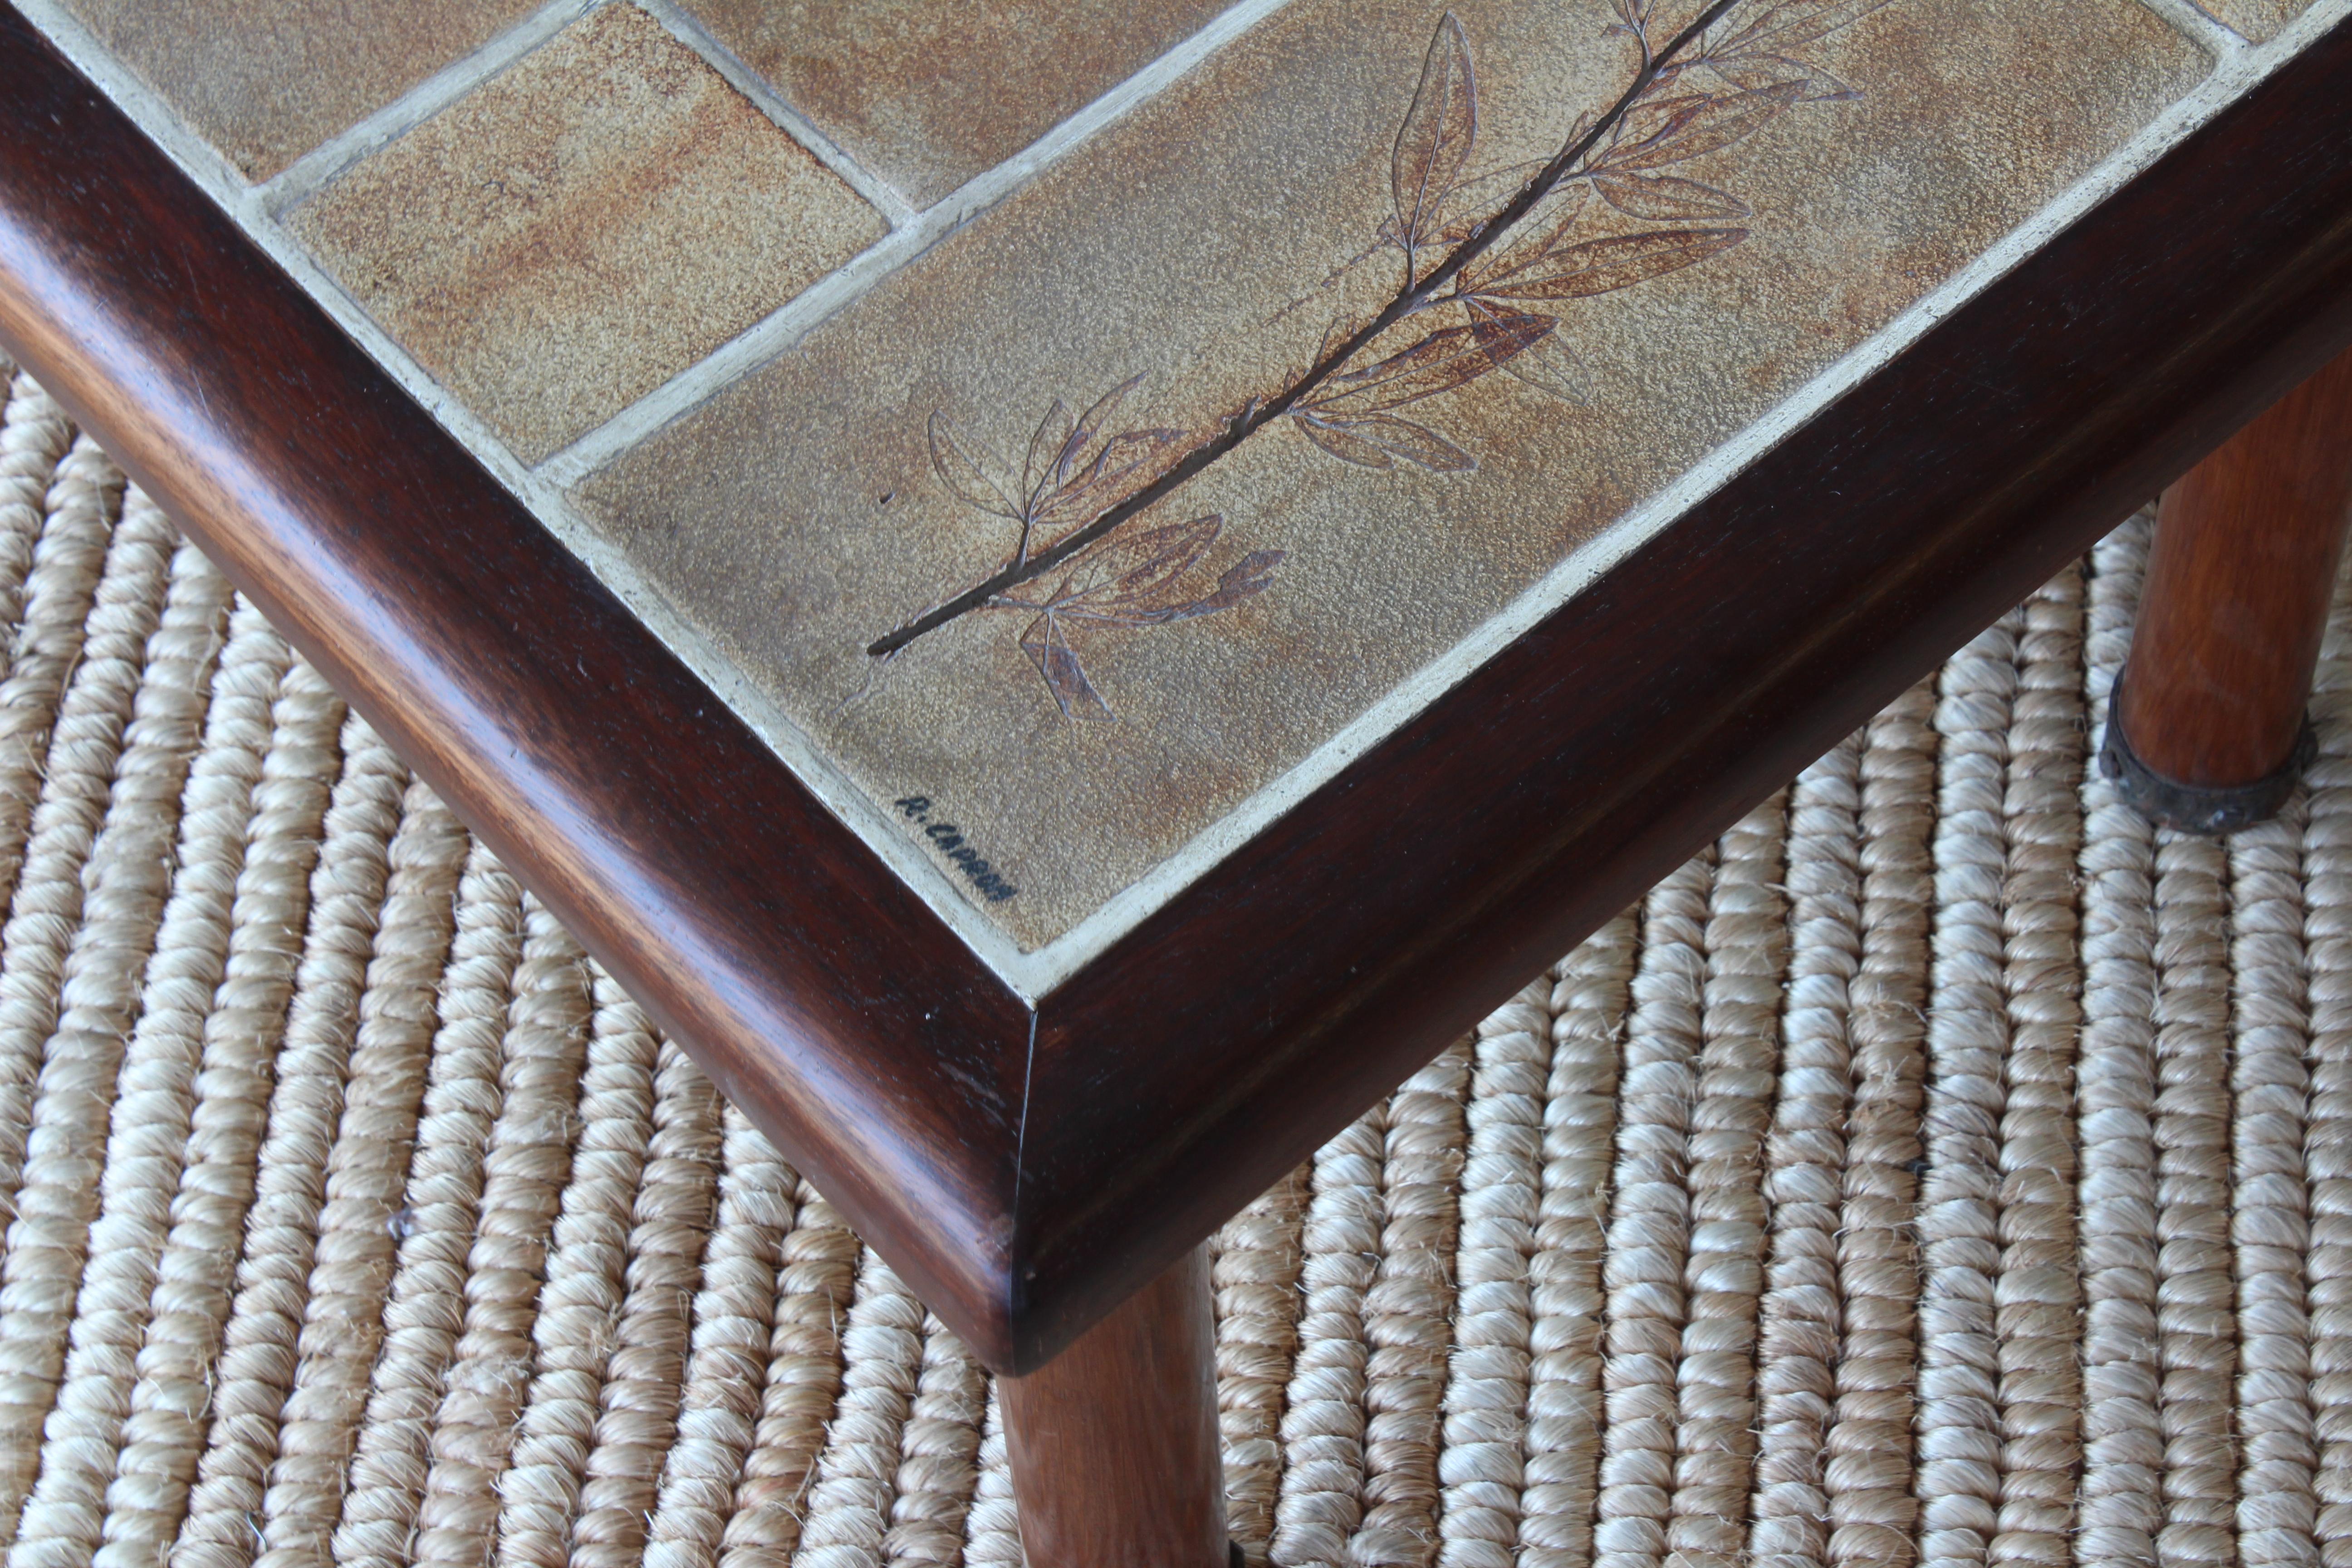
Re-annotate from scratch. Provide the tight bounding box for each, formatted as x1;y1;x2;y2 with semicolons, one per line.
867;0;1903;719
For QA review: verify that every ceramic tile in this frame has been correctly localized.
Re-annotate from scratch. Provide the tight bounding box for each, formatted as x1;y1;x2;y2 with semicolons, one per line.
56;0;546;181
287;4;884;464
576;0;2203;950
2197;0;2315;39
679;0;1229;208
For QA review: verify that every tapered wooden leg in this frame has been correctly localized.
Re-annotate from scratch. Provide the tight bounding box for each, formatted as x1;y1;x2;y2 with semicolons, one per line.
1001;1245;1232;1568
2103;342;2352;832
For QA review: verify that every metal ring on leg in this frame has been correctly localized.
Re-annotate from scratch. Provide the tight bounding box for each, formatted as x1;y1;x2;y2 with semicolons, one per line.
2100;672;2317;834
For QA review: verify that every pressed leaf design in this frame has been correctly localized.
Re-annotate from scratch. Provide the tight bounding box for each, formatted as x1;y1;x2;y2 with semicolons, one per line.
1606;81;1804;169
1004;516;1287;719
1280;8;1879;475
1066;376;1144;474
1703;52;1856;99
1463;298;1591;404
1032;427;1183;536
1475;226;1748;301
1309;315;1548;416
1045;514;1224;620
1036;378;1182;538
1295;412;1477;472
1459;184;1592;291
1714;0;1897;55
1024;398;1076;502
1614;91;1712;150
1435;157;1553;240
879;0;1905;724
1187;551;1286;616
931;378;1183;567
1679;0;1893;103
1393;13;1480;258
929;413;1019;520
1294;415;1395;468
1592;170;1752;220
1018;614;1111;720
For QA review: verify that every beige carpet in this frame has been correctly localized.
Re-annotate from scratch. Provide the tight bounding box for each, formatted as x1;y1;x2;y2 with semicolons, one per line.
0;362;2342;1568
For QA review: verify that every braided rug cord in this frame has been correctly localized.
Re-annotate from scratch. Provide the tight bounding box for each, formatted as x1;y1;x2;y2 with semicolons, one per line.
0;368;2346;1568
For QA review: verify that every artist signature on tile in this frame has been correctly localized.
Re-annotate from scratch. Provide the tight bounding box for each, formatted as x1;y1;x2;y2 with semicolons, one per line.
895;795;1019;903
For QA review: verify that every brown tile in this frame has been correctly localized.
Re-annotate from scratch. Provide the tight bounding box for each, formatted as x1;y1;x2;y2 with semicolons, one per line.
287;4;884;464
681;0;1229;207
577;0;2203;949
2197;0;2315;39
58;0;545;181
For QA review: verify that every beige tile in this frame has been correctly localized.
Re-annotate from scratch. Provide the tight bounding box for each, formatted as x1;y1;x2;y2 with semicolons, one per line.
59;0;545;181
287;4;884;464
681;0;1228;206
2197;0;2315;39
577;0;2203;949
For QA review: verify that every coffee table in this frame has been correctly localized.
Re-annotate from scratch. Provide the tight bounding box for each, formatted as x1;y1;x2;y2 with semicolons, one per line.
3;0;2350;1558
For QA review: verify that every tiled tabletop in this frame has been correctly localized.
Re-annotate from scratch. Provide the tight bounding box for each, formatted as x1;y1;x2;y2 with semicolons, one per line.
19;0;2336;982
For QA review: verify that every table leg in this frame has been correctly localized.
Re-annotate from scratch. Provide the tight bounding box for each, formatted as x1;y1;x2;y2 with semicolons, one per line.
2103;342;2352;832
1000;1244;1234;1568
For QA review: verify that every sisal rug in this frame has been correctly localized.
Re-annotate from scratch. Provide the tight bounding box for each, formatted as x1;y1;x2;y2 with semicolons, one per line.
0;361;2341;1568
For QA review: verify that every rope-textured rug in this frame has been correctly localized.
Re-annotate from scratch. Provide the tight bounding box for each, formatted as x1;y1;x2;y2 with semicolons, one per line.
0;361;2342;1568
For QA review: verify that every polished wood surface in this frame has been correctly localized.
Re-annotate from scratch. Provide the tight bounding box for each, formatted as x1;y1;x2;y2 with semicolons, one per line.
5;2;2352;1371
2119;343;2352;787
1000;1246;1226;1568
0;5;1031;1364
1009;26;2352;1354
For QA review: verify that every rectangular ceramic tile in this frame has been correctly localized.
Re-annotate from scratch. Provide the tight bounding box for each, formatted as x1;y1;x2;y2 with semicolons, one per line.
680;0;1231;207
286;4;885;465
2197;0;2316;38
575;0;2203;951
54;0;547;181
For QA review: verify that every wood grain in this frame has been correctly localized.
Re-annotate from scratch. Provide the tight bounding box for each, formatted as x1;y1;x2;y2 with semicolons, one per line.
2119;341;2352;785
0;3;1034;1367
3;0;2351;1373
1000;1245;1227;1567
1005;17;2352;1357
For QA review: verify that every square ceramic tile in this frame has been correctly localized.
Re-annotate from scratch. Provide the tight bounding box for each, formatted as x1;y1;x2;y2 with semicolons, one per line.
287;4;885;465
2198;0;2317;37
55;0;546;181
680;0;1230;206
576;0;2201;951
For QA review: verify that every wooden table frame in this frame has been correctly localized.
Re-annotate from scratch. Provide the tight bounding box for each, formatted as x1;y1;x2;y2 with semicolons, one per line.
5;3;2352;1552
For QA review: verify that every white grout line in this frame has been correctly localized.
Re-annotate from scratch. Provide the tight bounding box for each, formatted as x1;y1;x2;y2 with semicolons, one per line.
2134;0;2254;57
263;0;916;225
257;0;598;216
14;0;2349;1001
1011;0;2352;996
19;0;265;219
513;491;1049;993
7;0;1050;994
533;0;1299;485
534;217;937;486
632;0;915;225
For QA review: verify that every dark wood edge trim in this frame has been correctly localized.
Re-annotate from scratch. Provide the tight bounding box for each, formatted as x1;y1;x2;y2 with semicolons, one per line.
0;6;1034;1368
11;0;2352;1375
1010;16;2352;1361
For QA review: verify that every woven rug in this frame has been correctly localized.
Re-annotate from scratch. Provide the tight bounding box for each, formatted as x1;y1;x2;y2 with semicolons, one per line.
0;360;2342;1568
